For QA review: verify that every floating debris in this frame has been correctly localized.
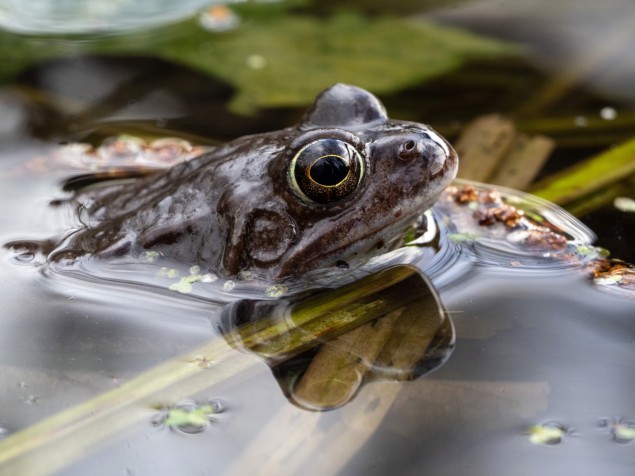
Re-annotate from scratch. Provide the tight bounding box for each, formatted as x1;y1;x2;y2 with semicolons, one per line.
56;136;207;173
23;394;39;405
199;273;218;283
447;184;570;252
600;418;635;443
576;245;609;258
438;183;635;297
506;229;568;251
265;284;288;298
145;138;196;165
237;270;258;281
167;267;217;294
158;267;179;279
152;400;224;434
588;259;635;290
97;136;145;162
139;251;161;263
528;421;570;445
168;275;200;294
223;280;236;292
188;355;216;369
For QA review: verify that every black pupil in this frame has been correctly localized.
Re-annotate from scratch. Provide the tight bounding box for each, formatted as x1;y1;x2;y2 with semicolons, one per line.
309;155;349;186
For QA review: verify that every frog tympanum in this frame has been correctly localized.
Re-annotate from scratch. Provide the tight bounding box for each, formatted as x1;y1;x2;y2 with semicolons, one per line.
52;84;458;280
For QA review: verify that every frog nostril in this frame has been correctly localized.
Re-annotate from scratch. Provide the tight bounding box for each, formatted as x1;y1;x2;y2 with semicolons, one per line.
397;140;419;161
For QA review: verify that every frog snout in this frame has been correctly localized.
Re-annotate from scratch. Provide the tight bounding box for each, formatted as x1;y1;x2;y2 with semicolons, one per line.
424;129;456;177
425;141;448;176
393;130;451;176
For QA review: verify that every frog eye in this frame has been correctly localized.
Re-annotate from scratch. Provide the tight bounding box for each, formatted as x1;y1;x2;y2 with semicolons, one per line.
289;138;365;204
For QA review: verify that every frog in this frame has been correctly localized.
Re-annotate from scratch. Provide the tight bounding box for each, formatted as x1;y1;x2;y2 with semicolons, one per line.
46;83;459;281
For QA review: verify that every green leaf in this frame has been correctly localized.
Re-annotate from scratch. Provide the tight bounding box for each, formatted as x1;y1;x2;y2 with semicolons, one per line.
0;11;518;114
159;13;517;113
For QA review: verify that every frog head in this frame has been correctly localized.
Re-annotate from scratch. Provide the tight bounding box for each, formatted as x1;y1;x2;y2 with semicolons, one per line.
226;84;458;279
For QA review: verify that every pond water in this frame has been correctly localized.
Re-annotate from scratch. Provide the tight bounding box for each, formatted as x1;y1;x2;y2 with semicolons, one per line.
1;1;635;475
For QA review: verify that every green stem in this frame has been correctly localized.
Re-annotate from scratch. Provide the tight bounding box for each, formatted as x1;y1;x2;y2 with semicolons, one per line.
530;137;635;210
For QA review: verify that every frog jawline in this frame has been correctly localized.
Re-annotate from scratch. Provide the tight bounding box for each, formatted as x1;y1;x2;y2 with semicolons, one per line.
270;203;435;281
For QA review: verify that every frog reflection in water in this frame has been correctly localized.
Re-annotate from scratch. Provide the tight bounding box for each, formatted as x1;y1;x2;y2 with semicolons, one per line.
54;84;458;280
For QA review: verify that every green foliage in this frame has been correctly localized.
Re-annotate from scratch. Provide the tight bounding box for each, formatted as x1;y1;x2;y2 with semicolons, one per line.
0;10;517;114
160;13;517;113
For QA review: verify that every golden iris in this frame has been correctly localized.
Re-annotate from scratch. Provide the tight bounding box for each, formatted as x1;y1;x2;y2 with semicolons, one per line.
290;138;364;204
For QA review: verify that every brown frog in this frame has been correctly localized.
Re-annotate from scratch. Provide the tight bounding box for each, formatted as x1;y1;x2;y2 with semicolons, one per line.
50;84;458;280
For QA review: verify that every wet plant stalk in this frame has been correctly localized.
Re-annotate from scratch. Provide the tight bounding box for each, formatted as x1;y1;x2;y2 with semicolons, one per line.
530;137;635;214
0;266;419;476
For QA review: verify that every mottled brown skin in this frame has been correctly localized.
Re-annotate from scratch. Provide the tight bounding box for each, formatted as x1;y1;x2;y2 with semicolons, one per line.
56;84;458;280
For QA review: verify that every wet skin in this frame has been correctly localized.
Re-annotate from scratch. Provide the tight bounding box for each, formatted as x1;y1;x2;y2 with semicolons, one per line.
56;84;458;280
